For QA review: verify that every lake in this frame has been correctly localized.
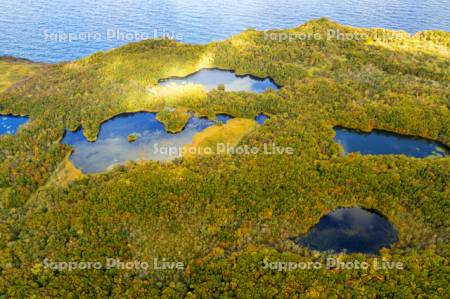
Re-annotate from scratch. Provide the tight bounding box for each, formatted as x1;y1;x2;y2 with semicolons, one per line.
335;127;449;158
159;69;279;93
291;207;398;254
0;115;29;135
1;0;449;62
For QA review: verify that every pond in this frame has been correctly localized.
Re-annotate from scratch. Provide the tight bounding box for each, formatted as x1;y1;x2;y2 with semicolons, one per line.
335;127;449;158
0;115;29;135
255;113;270;125
159;69;279;93
216;114;233;124
291;207;398;254
62;112;217;173
216;113;269;124
62;112;268;173
2;0;449;62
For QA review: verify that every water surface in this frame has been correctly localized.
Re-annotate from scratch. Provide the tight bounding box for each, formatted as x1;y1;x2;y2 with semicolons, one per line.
62;112;216;173
335;127;449;158
159;69;279;93
255;113;270;125
292;207;398;254
0;115;29;135
62;111;269;173
1;0;448;62
216;114;233;124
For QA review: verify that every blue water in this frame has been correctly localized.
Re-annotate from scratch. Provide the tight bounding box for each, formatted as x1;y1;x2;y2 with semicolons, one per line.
159;69;279;93
335;127;449;158
292;207;398;254
0;0;448;62
255;113;270;125
216;114;233;124
216;113;269;124
62;112;216;173
0;115;29;135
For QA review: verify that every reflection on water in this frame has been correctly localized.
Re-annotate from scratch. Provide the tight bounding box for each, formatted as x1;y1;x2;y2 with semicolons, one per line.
216;114;233;124
0;115;29;135
255;113;270;124
335;127;449;158
292;207;398;254
159;69;279;93
2;0;449;62
62;112;216;173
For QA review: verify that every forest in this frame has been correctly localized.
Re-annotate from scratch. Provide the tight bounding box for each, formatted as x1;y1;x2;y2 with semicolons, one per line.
0;18;449;297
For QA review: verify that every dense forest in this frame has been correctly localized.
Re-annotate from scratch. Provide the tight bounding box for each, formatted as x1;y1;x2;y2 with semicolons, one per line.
0;19;449;297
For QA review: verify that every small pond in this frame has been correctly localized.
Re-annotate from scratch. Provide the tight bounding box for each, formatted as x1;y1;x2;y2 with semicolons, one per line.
62;111;271;173
62;112;217;173
0;115;29;135
159;68;279;93
335;127;449;158
291;207;398;254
